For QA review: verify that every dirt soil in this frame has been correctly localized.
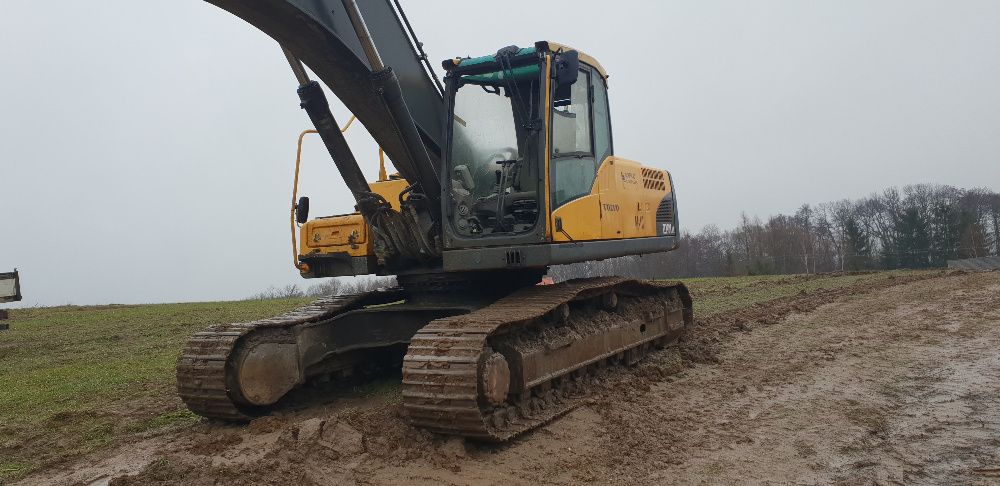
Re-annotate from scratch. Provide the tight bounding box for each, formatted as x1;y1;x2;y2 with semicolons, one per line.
18;271;1000;485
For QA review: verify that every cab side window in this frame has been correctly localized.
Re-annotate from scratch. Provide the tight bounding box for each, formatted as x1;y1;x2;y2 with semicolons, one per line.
552;69;595;207
552;69;592;156
592;74;612;163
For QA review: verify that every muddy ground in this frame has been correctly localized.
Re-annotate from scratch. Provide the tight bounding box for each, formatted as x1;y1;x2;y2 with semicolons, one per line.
19;271;1000;485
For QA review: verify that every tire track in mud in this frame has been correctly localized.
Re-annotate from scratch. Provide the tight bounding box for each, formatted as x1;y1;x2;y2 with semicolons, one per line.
585;270;1000;485
22;270;981;486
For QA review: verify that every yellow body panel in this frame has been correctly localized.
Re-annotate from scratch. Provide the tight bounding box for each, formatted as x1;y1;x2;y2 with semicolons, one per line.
298;178;409;259
296;44;672;262
552;157;671;242
369;177;410;212
544;41;609;82
550;194;603;241
299;156;670;259
300;213;369;257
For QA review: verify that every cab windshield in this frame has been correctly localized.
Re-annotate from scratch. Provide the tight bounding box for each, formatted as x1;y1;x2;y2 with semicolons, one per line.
448;66;541;237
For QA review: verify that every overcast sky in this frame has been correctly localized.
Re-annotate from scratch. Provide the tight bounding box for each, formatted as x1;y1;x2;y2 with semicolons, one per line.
1;1;998;307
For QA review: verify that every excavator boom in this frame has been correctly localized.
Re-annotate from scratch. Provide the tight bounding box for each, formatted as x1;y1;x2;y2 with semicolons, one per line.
208;0;444;199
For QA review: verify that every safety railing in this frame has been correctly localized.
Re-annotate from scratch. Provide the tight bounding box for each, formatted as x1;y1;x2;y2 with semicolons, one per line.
290;115;388;271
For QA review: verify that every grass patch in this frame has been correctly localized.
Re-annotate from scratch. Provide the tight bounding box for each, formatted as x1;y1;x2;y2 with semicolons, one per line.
0;463;30;479
126;409;201;434
679;270;934;318
0;297;308;482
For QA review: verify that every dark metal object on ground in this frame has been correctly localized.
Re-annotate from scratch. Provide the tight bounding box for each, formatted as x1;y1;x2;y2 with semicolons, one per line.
402;277;692;441
177;287;476;420
178;276;692;443
1;270;20;329
0;270;21;304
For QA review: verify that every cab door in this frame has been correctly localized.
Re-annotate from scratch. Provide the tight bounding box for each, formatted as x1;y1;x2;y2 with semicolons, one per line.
549;67;598;240
549;64;622;241
590;70;622;238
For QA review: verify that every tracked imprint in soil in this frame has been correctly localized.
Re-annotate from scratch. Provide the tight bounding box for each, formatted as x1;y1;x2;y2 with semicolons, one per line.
176;288;407;420
20;270;989;486
402;278;692;441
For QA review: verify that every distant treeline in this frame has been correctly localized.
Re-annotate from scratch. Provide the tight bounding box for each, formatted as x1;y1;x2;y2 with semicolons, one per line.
552;184;1000;280
249;275;395;300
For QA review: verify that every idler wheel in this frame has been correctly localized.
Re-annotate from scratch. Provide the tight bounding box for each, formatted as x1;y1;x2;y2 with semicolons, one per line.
480;352;511;406
231;332;300;407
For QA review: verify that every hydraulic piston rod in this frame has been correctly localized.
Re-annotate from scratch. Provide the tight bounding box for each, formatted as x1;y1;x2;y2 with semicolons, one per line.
281;47;372;204
338;0;442;210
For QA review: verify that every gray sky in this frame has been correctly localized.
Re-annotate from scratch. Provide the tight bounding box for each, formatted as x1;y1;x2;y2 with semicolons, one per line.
2;1;998;307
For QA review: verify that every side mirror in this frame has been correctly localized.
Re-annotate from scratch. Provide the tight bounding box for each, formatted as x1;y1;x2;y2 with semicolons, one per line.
553;50;579;107
295;196;310;224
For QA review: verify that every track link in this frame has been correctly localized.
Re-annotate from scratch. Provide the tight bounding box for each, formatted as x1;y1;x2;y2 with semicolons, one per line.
401;277;692;441
176;289;402;421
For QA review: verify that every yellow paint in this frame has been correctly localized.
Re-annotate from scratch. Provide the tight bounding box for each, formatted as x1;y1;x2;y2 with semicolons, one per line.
307;215;367;247
597;157;622;237
550;194;603;241
545;41;610;82
378;148;387;181
291;129;319;272
296;177;408;260
369;178;409;211
300;214;369;257
340;115;357;132
602;157;668;238
291;117;398;267
543;54;553;239
551;156;671;242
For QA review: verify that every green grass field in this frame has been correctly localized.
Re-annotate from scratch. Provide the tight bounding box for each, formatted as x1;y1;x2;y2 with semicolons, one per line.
0;298;309;481
0;271;930;482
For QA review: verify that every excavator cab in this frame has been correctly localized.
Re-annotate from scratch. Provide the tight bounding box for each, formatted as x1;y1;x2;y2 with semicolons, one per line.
442;42;612;246
445;47;544;237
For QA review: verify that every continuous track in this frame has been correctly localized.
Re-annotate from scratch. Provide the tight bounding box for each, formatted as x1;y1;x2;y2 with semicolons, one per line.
402;277;692;441
176;288;404;421
178;277;692;442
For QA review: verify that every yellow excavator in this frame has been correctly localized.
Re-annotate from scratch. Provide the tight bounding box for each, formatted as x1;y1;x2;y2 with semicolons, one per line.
178;0;692;441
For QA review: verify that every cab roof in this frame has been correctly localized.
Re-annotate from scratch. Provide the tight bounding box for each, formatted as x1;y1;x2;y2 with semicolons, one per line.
448;41;610;85
541;41;609;82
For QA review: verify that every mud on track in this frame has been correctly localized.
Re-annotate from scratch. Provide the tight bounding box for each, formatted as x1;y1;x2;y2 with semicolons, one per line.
20;270;1000;485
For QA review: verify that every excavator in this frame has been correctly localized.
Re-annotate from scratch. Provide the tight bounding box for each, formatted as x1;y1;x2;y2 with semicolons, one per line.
178;0;692;441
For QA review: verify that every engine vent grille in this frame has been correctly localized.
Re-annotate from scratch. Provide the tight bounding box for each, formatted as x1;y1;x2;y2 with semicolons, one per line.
641;168;667;191
656;197;674;223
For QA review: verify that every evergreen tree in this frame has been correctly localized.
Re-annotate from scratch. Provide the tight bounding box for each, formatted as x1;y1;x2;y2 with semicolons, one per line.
843;216;871;270
896;207;931;268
